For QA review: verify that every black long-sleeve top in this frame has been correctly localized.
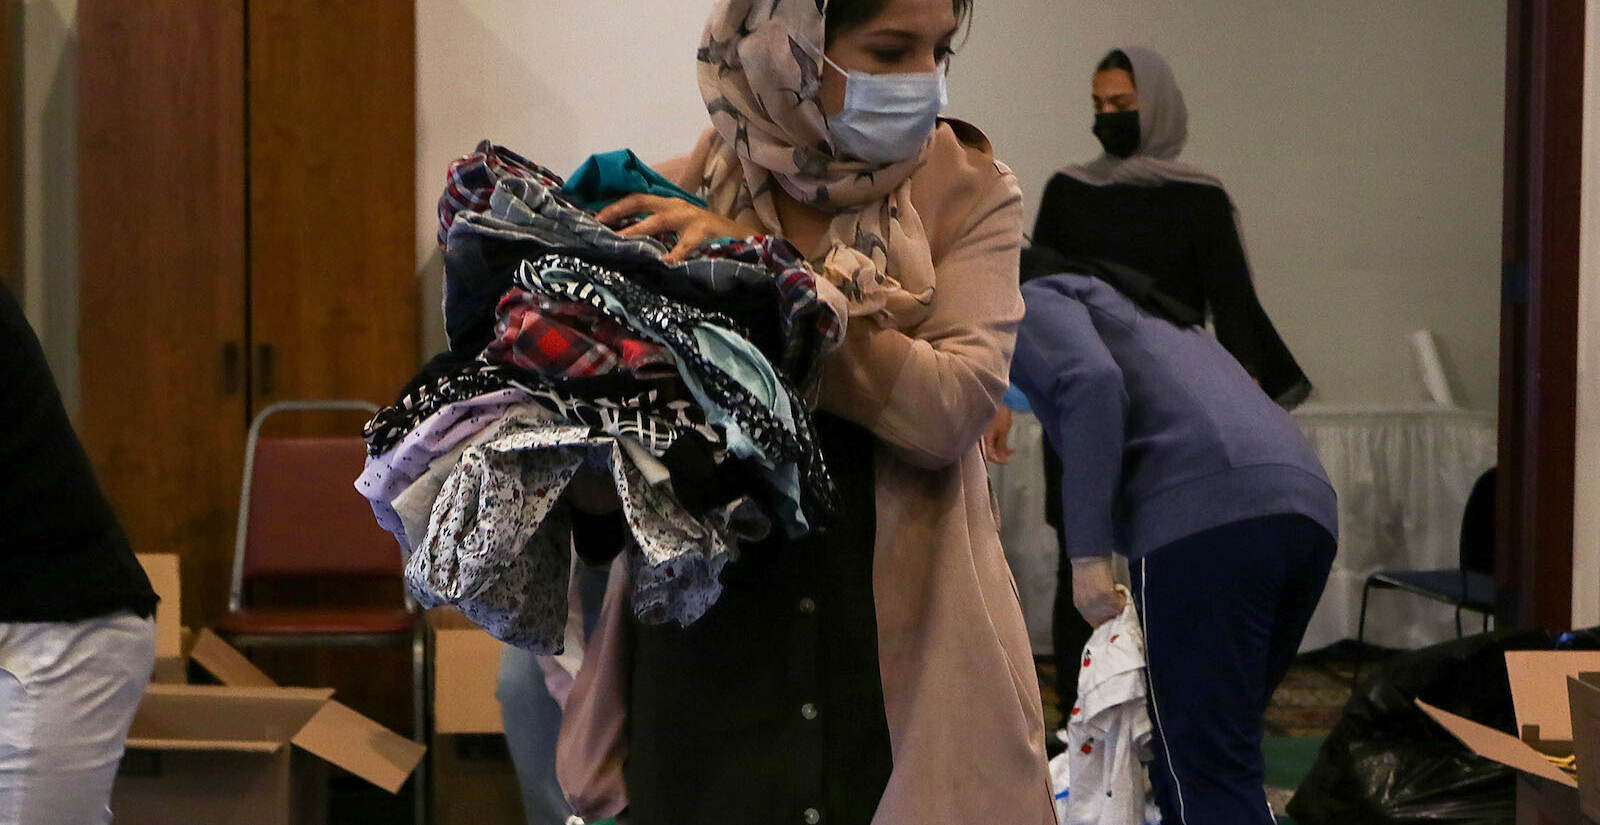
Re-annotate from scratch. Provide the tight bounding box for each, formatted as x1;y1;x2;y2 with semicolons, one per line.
1029;172;1312;532
1031;172;1311;405
0;281;156;622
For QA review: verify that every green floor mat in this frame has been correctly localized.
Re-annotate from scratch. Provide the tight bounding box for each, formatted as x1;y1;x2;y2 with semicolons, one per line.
1265;735;1325;824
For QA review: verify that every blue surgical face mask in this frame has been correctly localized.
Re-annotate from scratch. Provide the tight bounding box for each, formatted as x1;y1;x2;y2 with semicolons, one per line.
822;53;947;165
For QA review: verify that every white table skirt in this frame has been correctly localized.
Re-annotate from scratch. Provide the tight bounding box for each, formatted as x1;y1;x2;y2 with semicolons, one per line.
989;405;1498;655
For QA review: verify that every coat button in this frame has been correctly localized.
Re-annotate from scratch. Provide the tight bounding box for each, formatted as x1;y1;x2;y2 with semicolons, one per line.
803;808;821;824
801;702;818;720
798;597;817;614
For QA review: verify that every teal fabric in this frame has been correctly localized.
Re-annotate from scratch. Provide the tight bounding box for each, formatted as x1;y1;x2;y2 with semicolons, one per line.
564;149;708;212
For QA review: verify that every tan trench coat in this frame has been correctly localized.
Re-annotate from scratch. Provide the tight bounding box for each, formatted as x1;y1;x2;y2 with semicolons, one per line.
558;120;1057;825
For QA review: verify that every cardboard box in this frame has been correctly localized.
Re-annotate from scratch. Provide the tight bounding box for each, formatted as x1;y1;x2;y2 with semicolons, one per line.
432;734;526;825
1417;651;1600;825
112;629;426;825
1517;771;1593;825
427;610;525;824
135;553;186;683
1571;673;1600;822
429;608;508;735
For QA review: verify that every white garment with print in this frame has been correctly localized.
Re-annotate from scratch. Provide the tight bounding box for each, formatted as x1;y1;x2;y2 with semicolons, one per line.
1064;586;1161;825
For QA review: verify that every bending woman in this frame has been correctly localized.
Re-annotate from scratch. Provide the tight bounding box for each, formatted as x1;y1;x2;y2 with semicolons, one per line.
556;1;1055;823
1012;243;1337;825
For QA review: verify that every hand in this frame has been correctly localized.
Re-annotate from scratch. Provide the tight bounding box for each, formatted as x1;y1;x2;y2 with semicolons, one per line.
566;468;621;515
982;406;1015;464
1070;556;1127;627
596;194;762;264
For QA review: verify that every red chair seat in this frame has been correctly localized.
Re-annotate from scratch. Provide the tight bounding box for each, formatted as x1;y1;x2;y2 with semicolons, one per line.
216;607;415;637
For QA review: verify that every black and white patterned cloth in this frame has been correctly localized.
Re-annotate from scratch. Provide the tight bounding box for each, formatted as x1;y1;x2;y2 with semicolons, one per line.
516;254;838;518
363;357;720;459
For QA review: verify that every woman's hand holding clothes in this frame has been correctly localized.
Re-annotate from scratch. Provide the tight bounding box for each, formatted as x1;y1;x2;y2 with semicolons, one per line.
598;194;763;264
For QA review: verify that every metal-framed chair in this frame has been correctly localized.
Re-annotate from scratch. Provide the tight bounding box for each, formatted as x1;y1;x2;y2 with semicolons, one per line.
1357;467;1497;658
214;400;429;825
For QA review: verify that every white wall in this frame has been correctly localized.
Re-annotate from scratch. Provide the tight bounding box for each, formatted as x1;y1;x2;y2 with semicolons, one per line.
414;0;716;355
945;0;1505;410
19;0;78;413
1574;4;1600;631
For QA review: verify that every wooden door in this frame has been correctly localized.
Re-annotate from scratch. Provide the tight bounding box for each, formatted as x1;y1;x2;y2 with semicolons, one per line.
247;0;418;422
0;0;18;295
244;0;419;730
78;1;248;627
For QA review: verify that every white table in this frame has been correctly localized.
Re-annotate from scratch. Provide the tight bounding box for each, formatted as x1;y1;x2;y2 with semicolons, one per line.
988;405;1497;654
1291;404;1497;650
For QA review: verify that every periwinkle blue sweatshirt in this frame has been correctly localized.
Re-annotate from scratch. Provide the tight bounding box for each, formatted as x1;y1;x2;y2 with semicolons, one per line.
1011;273;1337;560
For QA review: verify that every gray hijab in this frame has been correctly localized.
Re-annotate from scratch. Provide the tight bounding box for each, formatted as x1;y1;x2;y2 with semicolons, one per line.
1059;46;1224;188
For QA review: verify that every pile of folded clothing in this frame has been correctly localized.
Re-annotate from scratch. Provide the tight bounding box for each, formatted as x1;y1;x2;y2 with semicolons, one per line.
356;141;843;652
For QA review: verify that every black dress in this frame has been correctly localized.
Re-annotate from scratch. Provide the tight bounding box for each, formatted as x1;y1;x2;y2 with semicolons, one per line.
1031;172;1310;406
624;412;892;825
0;281;157;622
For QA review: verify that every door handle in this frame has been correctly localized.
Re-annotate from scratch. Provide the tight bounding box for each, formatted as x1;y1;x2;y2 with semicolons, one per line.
257;344;276;397
221;342;241;395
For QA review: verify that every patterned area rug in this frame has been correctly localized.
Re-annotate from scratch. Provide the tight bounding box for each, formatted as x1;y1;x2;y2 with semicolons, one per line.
1037;642;1397;823
1264;655;1354;737
1036;642;1392;738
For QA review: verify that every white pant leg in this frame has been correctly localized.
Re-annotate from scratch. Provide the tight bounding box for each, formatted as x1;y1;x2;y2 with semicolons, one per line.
0;613;156;825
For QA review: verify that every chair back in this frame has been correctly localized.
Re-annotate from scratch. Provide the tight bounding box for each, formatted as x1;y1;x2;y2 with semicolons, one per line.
243;435;399;578
229;401;391;610
1458;467;1497;577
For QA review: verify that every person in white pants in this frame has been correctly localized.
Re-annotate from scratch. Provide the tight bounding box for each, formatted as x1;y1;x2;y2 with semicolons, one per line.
0;280;159;825
0;617;155;825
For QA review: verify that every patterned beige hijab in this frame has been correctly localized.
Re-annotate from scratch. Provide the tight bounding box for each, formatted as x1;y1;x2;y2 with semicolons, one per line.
695;0;937;325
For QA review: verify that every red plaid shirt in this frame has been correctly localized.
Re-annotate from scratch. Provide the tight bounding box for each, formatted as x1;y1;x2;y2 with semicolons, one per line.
438;141;569;247
485;289;676;380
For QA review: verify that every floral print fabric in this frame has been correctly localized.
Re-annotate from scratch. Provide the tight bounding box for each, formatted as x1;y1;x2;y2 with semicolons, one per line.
406;418;743;652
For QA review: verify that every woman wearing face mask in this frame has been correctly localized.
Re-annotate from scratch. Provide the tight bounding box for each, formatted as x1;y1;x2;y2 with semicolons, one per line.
1035;47;1310;406
552;1;1055;824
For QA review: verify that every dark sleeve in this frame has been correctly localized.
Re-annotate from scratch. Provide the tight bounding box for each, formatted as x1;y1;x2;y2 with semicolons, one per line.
571;508;628;567
1030;173;1076;256
0;281;157;620
1190;188;1312;407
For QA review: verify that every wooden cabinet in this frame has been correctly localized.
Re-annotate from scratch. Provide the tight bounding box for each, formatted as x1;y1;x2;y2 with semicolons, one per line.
77;2;418;629
0;0;18;296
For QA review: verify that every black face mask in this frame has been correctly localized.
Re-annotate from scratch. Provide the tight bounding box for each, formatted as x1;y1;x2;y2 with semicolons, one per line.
1092;110;1141;158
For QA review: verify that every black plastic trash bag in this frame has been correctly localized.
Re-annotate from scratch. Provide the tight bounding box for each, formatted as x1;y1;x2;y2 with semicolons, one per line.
1286;627;1556;825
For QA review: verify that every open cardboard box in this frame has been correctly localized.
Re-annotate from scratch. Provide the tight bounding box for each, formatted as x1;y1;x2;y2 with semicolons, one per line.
135;553;187;683
112;628;427;825
1572;672;1600;822
427;608;528;825
430;607;508;735
1417;651;1600;824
